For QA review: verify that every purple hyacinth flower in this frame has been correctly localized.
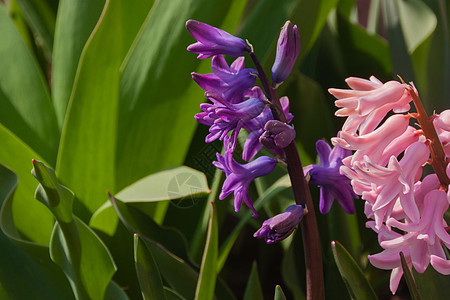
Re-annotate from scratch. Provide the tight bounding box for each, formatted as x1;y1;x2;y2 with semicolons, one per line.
260;120;296;150
271;21;300;85
254;205;305;243
303;140;357;214
192;55;257;103
213;152;277;217
195;92;265;152
186;20;250;59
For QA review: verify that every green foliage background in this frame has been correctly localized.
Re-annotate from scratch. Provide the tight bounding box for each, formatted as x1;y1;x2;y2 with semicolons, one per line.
0;0;448;299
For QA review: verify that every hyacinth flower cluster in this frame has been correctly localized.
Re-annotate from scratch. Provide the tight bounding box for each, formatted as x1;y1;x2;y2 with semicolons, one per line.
329;76;450;294
186;19;303;240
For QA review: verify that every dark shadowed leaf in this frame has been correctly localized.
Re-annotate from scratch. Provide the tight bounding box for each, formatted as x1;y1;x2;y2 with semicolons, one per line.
243;261;264;300
331;240;377;300
134;233;166;300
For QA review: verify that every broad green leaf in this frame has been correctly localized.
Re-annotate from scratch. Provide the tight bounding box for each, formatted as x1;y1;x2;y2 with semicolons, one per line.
331;240;377;300
218;174;291;272
57;0;145;219
243;262;264;300
274;285;287;300
239;0;299;66
6;0;33;50
421;0;450;111
134;234;166;300
0;163;74;300
291;0;340;61
15;0;56;61
400;252;421;300
219;0;249;33
116;0;233;190
239;0;338;68
104;281;129;300
0;124;54;245
32;159;74;223
90;166;210;237
397;0;437;53
50;216;117;300
397;0;437;110
381;0;416;82
0;5;59;165
111;195;192;263
335;11;392;78
51;0;106;127
146;241;198;300
108;194;235;299
116;166;210;203
194;202;218;300
414;265;450;300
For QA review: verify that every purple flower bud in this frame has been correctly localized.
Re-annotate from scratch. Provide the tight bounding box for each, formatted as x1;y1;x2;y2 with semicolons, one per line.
303;140;357;214
260;120;296;150
271;21;300;85
186;20;250;59
213;152;277;217
254;205;305;244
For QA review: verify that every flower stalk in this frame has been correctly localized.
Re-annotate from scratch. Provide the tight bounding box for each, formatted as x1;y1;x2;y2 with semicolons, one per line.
250;49;325;300
406;85;450;190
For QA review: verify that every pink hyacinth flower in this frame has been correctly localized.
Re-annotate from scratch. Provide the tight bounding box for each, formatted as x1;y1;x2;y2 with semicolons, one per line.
329;76;411;135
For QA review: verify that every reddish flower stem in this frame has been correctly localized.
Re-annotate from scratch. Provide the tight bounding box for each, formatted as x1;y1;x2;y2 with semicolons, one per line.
407;86;450;190
250;50;325;300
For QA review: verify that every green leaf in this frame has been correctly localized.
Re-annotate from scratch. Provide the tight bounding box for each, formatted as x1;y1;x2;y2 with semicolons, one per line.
145;241;198;299
239;0;299;65
194;202;218;300
381;0;416;82
274;285;287;300
400;252;421;300
0;124;54;246
50;216;117;300
134;233;166;300
414;265;450;300
116;0;233;190
56;0;128;219
104;280;129;300
90;166;210;237
291;0;340;61
15;0;56;61
116;166;210;203
0;5;59;164
51;0;106;127
335;11;392;77
331;240;377;300
32;159;74;223
243;262;264;300
112;195;192;264
397;0;437;53
421;0;450;111
0;163;74;299
218;174;291;272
